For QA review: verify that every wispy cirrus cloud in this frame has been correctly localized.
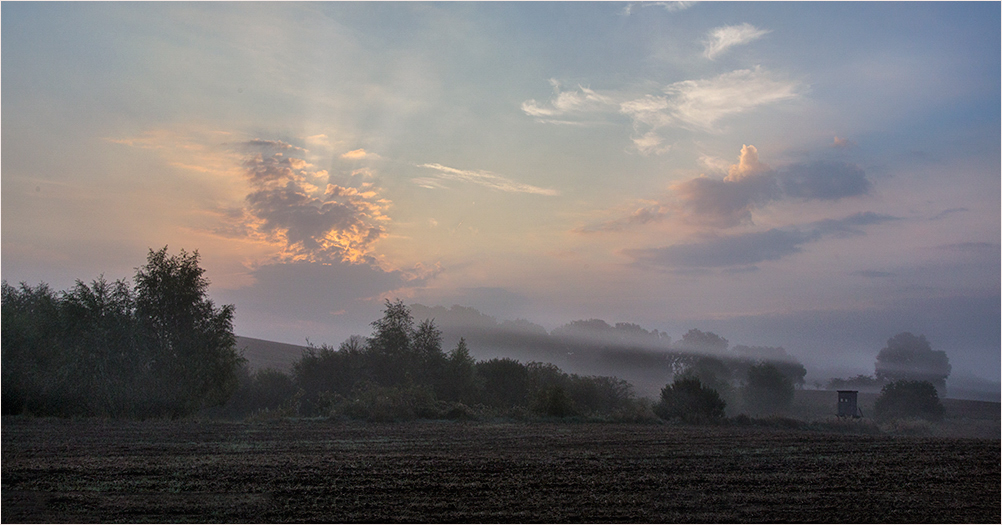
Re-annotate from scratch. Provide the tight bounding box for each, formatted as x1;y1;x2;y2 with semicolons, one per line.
416;163;559;196
703;23;771;60
520;79;617;124
626;66;801;134
617;67;802;154
523;67;802;154
622;2;696;16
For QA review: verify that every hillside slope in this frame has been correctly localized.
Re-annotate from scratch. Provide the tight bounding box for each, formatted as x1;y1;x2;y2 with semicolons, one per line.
235;336;307;372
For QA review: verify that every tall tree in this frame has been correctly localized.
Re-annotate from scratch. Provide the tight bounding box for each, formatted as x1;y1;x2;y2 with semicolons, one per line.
875;332;951;392
743;362;794;415
413;318;446;386
675;329;729;354
367;299;416;386
444;337;477;403
134;247;242;416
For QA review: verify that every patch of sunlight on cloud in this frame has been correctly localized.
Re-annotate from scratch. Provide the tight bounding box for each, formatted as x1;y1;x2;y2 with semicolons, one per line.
340;148;370;160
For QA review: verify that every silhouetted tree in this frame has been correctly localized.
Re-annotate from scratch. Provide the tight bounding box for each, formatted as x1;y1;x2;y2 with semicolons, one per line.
59;277;142;416
413;318;446;388
674;329;729;354
2;247;242;418
873;379;945;421
2;281;69;415
654;376;726;423
743;362;794;415
534;384;576;417
476;357;529;408
134;247;242;416
443;337;477;403
683;356;736;410
292;340;367;414
875;332;950;393
367;299;416;386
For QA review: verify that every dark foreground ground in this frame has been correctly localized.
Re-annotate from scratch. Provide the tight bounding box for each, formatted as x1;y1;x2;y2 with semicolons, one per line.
3;418;999;523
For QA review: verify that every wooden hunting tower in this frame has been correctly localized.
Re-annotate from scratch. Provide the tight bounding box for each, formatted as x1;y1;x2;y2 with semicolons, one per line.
837;390;862;418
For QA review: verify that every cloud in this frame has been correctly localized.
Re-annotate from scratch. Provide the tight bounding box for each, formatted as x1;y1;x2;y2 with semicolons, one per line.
777;160;872;201
240;139;309;154
619;67;801;151
625;212;898;269
416;163;559;196
622;2;696;15
340;148;369;160
703;23;771;60
832;136;856;149
670;144;780;227
659;67;800;131
574;204;669;233
524;67;801;154
929;207;969;221
521;79;616;122
222;140;390;264
582;145;874;232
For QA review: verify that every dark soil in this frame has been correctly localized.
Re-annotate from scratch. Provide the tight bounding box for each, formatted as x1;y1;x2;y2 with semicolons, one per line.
3;417;998;523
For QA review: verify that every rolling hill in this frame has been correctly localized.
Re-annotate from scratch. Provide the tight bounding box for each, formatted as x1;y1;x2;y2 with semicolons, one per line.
235;336;308;372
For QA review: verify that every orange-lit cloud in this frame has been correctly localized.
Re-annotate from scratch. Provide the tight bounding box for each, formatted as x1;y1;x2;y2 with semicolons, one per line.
340;148;370;159
232;140;390;264
833;136;857;149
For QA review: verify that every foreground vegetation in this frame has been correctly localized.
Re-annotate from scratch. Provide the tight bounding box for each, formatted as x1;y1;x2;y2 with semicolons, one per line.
3;417;998;523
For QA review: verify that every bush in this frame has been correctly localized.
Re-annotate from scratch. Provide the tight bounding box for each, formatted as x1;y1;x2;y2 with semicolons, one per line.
654;376;726;423
873;380;944;421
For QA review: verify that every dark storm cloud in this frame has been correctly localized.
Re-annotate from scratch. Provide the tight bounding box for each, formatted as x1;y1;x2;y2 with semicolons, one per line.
626;212;897;269
777;160;871;200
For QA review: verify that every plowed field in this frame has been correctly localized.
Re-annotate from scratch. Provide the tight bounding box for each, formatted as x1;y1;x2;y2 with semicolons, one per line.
3;418;998;523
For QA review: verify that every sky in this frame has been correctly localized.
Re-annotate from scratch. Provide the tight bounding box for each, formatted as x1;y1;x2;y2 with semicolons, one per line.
3;2;999;387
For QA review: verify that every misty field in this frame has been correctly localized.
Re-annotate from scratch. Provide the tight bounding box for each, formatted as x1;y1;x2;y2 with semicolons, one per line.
3;418;998;523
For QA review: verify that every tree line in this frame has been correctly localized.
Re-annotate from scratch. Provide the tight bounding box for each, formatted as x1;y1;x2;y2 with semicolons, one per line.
2;248;242;418
217;299;646;421
2;247;951;424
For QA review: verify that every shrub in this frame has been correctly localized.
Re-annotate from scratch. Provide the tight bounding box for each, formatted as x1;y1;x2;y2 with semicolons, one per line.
654;376;726;423
873;380;944;422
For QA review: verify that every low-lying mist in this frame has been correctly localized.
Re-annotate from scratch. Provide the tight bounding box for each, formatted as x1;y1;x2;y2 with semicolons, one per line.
410;304;805;398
